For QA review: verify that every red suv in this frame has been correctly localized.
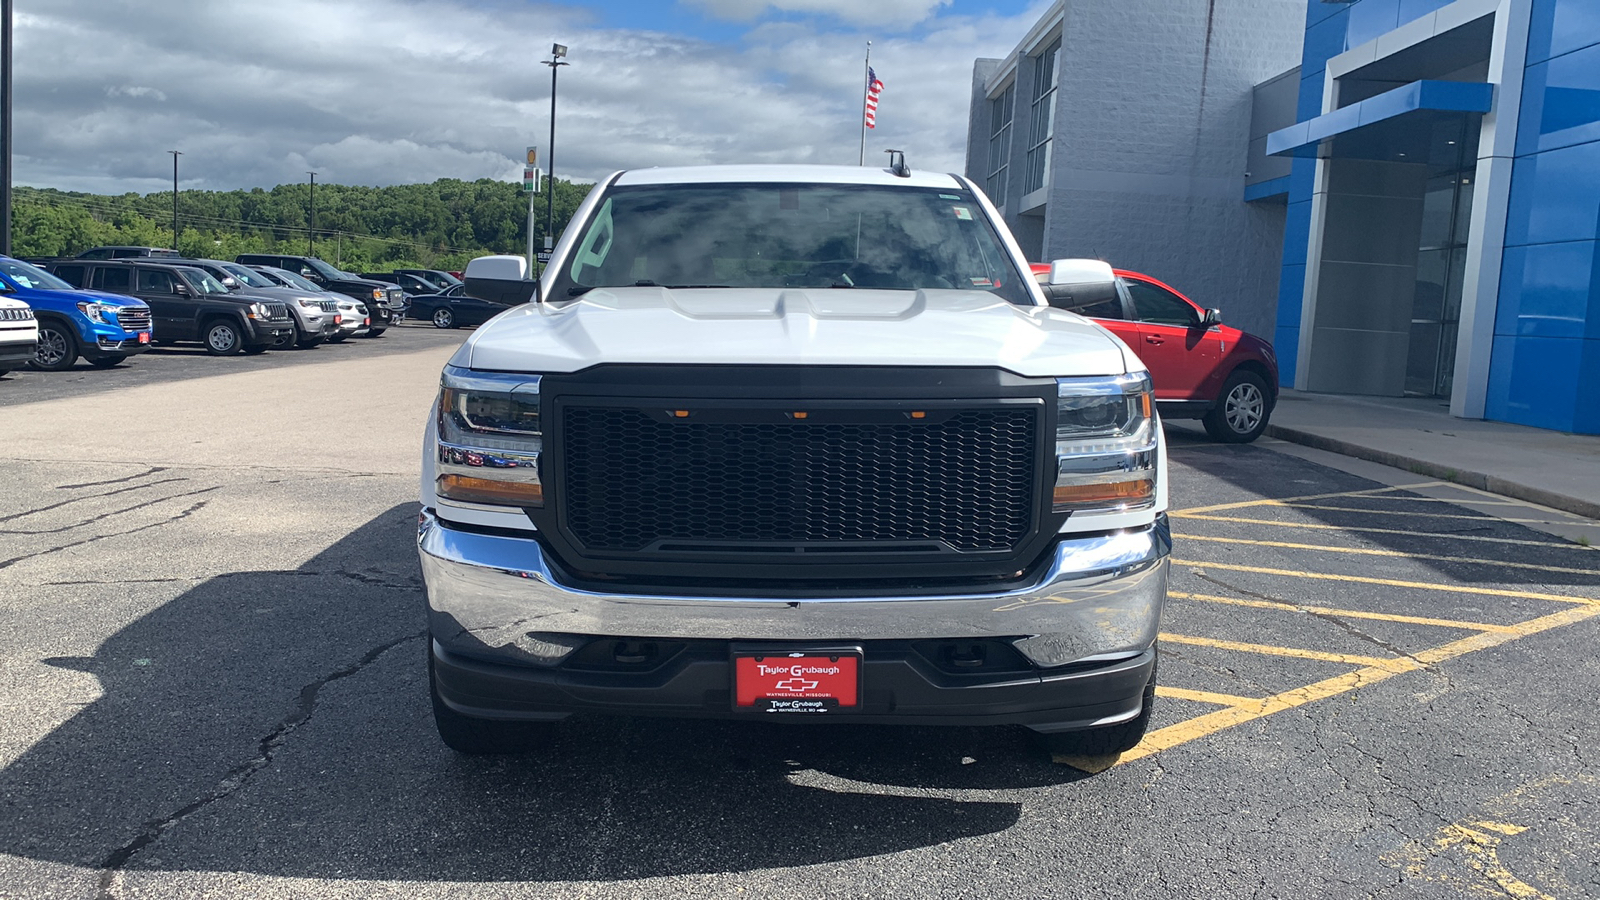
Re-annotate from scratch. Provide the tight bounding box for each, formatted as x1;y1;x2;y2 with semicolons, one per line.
1031;264;1278;442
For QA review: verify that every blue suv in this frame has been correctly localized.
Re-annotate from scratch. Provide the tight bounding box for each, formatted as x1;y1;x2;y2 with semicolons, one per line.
0;256;152;370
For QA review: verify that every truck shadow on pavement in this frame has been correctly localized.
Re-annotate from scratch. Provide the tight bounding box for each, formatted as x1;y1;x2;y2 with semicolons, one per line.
0;504;1081;884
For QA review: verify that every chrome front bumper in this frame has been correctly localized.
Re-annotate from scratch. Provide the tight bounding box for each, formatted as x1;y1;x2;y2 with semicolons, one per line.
418;511;1169;670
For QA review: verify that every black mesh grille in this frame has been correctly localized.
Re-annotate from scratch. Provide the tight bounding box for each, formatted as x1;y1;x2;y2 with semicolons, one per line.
560;406;1037;554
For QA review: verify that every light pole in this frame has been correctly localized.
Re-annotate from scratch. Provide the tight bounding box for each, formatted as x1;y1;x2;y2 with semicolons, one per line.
168;150;181;248
542;44;568;269
307;171;316;257
1;0;12;256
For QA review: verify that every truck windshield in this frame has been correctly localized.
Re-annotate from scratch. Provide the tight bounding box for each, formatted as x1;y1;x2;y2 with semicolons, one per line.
303;258;346;282
549;182;1031;305
0;258;75;292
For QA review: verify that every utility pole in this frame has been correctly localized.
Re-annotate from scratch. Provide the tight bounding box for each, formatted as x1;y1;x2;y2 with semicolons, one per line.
168;151;181;248
307;171;316;257
542;44;568;267
1;0;13;256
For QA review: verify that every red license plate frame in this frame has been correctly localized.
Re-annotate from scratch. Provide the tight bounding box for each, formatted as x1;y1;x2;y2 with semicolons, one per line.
732;646;863;714
137;332;151;344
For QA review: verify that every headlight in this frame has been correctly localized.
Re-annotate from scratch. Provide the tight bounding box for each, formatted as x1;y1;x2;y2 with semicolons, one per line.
76;301;109;324
298;298;321;308
371;288;385;301
1053;373;1157;513
247;302;268;319
435;366;544;507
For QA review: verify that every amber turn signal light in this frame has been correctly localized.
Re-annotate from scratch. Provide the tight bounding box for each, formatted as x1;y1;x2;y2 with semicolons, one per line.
1052;478;1154;512
437;474;544;507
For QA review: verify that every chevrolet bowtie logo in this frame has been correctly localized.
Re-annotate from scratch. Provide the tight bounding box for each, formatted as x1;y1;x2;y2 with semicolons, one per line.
774;677;819;692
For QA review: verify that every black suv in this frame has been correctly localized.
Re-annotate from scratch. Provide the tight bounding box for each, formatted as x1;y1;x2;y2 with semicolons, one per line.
236;254;406;336
48;260;294;355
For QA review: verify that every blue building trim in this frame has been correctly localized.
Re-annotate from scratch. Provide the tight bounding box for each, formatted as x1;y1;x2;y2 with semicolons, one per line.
1244;176;1291;202
1267;80;1496;157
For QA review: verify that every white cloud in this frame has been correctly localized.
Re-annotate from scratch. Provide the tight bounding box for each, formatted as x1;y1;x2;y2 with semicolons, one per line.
105;85;167;102
12;0;1043;194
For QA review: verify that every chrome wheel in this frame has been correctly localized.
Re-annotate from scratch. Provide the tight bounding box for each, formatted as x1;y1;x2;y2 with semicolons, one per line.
432;307;455;329
32;326;73;370
1224;382;1264;434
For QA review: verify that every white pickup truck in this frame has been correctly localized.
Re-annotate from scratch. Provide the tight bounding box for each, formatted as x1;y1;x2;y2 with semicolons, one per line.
418;163;1169;757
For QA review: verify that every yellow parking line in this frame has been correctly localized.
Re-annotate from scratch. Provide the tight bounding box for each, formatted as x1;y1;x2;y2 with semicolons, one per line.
1173;533;1600;577
1122;605;1600;764
1168;590;1518;633
1174;483;1442;515
1155;685;1263;706
1170;558;1599;606
1158;632;1416;671
1275;504;1565;525
1170;514;1594;551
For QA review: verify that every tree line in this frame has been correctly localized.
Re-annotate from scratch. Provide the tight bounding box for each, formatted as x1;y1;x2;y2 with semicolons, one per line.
9;177;593;272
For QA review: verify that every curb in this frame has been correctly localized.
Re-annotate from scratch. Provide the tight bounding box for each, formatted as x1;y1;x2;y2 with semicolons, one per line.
1263;424;1600;522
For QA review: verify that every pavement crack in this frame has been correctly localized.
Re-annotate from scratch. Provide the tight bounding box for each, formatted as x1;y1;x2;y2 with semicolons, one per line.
93;630;426;899
56;467;170;490
0;487;223;536
0;477;190;525
1195;572;1426;666
0;500;210;572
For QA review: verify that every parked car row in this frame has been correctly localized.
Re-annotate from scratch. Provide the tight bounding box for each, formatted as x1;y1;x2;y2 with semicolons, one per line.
1029;262;1279;443
0;246;422;372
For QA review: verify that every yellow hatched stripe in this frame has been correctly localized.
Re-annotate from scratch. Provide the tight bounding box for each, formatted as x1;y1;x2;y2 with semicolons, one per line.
1154;685;1262;706
1168;590;1518;633
1169;558;1599;606
1158;632;1417;671
1170;514;1595;551
1122;605;1600;763
1173;483;1442;515
1173;533;1600;577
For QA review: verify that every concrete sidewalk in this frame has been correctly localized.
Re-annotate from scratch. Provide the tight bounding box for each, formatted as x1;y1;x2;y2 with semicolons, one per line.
1264;390;1600;521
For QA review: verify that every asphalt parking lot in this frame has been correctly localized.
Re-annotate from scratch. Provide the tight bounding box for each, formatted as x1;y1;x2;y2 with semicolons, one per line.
1;333;1597;899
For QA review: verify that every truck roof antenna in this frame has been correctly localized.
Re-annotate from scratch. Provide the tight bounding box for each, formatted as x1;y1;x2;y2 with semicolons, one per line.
884;150;910;178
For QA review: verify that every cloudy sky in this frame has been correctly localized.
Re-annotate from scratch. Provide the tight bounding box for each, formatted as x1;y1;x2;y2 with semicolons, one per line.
13;0;1047;194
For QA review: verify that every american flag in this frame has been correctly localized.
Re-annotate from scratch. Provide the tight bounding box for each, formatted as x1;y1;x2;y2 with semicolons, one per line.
864;67;884;129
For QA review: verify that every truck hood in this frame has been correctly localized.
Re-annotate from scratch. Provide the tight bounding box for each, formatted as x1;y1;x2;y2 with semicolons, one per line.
459;287;1135;378
20;288;147;308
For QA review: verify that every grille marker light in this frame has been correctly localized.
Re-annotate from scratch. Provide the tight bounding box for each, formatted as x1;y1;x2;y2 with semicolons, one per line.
672;409;690;418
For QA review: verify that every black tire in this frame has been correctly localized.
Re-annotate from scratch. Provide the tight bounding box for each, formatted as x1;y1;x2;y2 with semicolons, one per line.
431;307;456;329
364;327;387;338
428;650;549;755
1202;370;1272;443
1040;659;1156;757
30;321;78;371
88;354;128;369
203;319;244;356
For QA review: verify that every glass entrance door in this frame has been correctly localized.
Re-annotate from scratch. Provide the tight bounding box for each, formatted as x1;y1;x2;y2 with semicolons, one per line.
1405;119;1479;399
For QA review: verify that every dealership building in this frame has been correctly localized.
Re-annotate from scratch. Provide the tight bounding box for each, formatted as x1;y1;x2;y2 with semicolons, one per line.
969;0;1600;435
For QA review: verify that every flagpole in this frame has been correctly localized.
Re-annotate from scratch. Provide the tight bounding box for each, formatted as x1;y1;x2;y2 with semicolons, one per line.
858;41;871;166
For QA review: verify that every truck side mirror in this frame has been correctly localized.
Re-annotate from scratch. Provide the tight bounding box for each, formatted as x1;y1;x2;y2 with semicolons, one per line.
463;254;538;306
1044;258;1118;311
1201;308;1222;328
173;283;190;296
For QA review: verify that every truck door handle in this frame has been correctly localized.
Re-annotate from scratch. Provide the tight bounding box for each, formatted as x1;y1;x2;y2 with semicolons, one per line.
1144;335;1164;345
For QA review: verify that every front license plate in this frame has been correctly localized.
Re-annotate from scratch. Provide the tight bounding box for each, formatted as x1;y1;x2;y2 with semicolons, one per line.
733;647;861;714
137;332;150;344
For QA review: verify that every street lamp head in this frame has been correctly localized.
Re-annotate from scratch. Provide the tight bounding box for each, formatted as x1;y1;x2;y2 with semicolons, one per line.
551;43;567;58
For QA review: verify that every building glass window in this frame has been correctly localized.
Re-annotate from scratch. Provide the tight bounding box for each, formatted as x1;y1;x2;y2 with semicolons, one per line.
986;83;1014;204
1024;37;1060;194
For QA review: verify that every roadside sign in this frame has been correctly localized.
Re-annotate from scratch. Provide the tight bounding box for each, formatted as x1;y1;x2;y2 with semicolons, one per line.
523;166;539;193
536;251;552;264
526;146;538;166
